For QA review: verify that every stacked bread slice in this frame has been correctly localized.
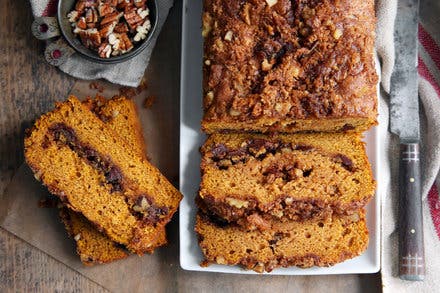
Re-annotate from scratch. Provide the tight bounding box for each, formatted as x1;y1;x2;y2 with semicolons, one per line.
25;96;182;264
196;0;378;272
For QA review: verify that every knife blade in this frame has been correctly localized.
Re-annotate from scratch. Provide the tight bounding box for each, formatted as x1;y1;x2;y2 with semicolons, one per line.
390;0;425;281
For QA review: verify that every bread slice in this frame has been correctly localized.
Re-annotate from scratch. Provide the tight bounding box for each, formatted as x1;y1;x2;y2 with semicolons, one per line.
195;210;369;272
199;132;375;225
25;96;182;254
59;96;166;264
83;95;148;156
59;207;129;265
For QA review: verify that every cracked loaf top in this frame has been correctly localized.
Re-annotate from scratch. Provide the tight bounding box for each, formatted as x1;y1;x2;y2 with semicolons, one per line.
202;0;378;133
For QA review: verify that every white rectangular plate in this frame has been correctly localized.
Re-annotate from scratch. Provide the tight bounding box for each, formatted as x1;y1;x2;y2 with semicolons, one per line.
179;0;380;275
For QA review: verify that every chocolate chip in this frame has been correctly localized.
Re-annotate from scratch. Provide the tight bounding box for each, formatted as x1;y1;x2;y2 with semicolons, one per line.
211;143;228;160
293;144;314;151
341;124;355;131
334;154;355;172
247;139;280;157
303;169;313;177
105;167;123;192
207;212;229;228
263;163;304;183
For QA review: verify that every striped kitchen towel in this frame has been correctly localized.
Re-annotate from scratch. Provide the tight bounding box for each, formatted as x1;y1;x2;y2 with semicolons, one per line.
378;0;440;291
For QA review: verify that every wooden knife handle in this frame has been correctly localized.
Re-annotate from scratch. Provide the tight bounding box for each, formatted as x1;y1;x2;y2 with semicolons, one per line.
398;142;425;281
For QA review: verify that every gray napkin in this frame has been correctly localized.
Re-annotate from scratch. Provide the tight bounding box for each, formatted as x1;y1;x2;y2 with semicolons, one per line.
30;0;174;87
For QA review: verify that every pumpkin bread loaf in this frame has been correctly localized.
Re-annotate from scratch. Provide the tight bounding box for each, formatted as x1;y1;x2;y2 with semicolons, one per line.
198;132;375;227
25;96;182;254
195;209;369;272
59;96;166;264
202;0;378;133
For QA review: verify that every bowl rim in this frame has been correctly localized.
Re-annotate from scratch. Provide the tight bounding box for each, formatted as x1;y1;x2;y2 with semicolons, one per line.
57;0;158;64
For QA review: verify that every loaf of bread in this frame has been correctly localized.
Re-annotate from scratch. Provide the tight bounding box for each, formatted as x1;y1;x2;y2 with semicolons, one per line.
202;0;378;133
196;210;368;272
198;132;375;226
58;96;166;264
25;96;182;254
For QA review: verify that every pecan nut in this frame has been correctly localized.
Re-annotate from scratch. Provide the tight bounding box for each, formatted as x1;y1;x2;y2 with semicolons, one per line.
68;0;151;58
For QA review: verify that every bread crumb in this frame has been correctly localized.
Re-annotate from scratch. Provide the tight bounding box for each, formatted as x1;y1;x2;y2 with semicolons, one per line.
136;79;148;94
143;96;156;108
119;80;148;99
89;82;104;93
118;86;137;99
38;196;59;208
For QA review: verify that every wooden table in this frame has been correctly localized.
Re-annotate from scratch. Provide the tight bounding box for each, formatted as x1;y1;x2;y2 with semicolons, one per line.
0;1;382;292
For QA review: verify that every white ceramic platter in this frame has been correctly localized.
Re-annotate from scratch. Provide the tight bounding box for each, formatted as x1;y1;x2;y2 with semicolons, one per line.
179;0;381;275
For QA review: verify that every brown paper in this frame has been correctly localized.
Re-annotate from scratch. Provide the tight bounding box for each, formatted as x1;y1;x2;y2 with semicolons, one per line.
0;12;183;290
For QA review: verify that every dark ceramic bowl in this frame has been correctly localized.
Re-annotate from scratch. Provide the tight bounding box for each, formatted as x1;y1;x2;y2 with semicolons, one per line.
57;0;158;64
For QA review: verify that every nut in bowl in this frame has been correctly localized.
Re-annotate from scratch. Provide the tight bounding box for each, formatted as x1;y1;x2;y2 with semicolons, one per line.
58;0;158;64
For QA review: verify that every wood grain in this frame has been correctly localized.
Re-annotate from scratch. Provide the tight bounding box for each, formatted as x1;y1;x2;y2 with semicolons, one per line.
0;1;382;292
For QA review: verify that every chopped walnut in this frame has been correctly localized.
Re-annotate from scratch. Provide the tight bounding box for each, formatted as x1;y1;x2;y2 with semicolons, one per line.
265;0;278;7
76;17;87;30
333;28;343;40
133;19;151;42
284;197;294;205
134;0;146;8
67;10;79;23
229;108;241;116
224;30;233;41
98;42;111;58
99;22;116;38
85;7;99;28
261;59;272;71
124;10;144;30
137;7;149;19
114;22;129;33
242;3;251;25
202;13;213;38
78;29;101;48
226;197;249;209
98;2;115;17
132;197;150;212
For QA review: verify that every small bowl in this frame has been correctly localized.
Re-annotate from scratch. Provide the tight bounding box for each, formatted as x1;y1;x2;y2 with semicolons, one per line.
57;0;158;64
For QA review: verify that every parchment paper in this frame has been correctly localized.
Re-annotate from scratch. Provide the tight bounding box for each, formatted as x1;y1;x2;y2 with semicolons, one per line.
0;6;182;292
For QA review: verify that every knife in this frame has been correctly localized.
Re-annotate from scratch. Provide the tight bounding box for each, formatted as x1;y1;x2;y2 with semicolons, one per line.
390;0;425;281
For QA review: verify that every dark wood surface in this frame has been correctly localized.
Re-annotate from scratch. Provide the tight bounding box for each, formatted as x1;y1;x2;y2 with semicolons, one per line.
0;1;382;292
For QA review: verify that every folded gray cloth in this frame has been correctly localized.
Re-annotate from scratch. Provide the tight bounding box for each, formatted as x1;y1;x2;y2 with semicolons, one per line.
30;0;173;87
